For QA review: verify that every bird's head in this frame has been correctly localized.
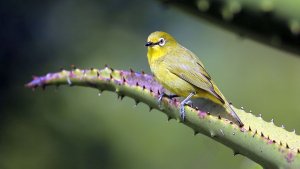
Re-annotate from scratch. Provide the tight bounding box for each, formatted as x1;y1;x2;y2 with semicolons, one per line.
145;31;178;60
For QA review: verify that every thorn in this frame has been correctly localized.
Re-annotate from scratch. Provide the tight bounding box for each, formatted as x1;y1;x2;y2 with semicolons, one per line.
270;119;274;124
249;110;252;113
261;132;264;137
142;85;146;90
130;68;134;74
252;130;257;137
167;116;172;121
90;67;94;71
210;132;216;137
195;107;199;110
241;106;244;110
110;74;113;79
286;143;289;149
281;125;285;129
149;88;153;93
233;151;239;156
218;115;221;119
141;70;145;75
97;71;100;77
194;131;199;135
98;90;102;96
110;67;114;72
105;64;108;68
298;149;300;153
207;112;211;115
232;132;235;135
134;100;139;107
229;121;233;125
267;135;270;140
136;82;139;86
149;107;153;112
258;114;262;118
229;101;232;105
292;129;296;133
122;77;126;83
219;129;225;136
280;141;283;146
273;140;276;143
248;126;252;131
119;95;124;100
157;90;161;96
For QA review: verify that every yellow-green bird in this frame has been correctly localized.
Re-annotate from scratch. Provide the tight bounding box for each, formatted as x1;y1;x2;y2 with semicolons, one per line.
145;31;243;127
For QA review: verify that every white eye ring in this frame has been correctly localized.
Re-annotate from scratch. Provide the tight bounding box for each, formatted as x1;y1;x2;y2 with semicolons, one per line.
158;38;165;46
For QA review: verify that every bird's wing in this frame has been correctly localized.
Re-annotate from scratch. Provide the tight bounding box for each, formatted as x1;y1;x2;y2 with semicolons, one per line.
166;51;225;104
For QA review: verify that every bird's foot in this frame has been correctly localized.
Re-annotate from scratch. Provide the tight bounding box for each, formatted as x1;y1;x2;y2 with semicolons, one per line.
179;100;192;121
158;93;164;105
158;93;178;107
179;92;196;121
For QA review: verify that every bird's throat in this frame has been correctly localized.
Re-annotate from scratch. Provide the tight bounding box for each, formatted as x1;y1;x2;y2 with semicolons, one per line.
147;47;166;64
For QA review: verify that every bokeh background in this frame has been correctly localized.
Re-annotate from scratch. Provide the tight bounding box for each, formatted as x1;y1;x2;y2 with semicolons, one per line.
1;1;300;169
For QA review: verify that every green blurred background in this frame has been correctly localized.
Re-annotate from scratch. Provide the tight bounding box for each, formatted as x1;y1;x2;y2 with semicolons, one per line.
1;1;300;169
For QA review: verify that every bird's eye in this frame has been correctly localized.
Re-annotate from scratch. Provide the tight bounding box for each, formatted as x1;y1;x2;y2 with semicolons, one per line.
158;38;165;46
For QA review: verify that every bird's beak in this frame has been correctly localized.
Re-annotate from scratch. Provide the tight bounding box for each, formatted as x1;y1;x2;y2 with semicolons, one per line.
145;41;159;47
145;41;153;47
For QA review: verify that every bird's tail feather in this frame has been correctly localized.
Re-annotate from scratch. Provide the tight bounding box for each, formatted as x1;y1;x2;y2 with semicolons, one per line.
226;103;244;127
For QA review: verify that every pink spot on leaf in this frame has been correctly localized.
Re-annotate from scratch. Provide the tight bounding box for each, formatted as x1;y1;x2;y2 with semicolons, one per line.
198;111;207;119
267;139;273;144
285;152;294;163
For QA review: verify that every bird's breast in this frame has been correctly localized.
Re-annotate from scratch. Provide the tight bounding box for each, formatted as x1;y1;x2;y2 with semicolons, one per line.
150;62;195;97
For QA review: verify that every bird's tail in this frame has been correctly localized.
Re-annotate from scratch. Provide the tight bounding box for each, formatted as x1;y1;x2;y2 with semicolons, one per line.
225;103;244;127
209;83;244;127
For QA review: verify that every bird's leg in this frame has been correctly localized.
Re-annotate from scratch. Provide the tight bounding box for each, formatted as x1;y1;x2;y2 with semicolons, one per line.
180;92;196;120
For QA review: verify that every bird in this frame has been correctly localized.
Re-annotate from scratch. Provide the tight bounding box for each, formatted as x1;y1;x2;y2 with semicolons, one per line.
145;31;243;127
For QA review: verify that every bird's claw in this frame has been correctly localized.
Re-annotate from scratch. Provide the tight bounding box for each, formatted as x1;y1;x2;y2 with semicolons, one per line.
158;94;164;104
158;93;165;109
158;93;178;109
